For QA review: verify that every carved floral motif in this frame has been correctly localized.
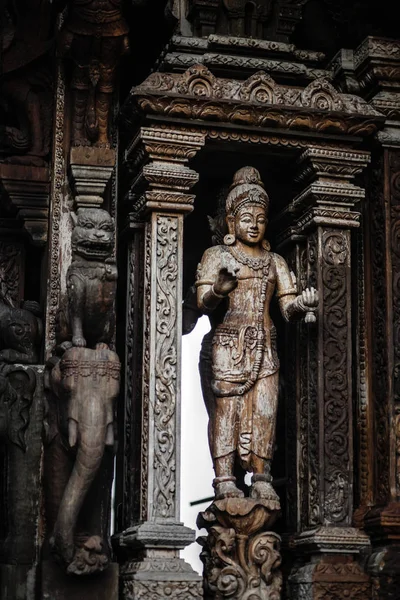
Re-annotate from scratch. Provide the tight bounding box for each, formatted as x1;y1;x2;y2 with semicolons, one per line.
123;580;203;599
198;499;282;600
153;216;179;518
322;230;350;524
141;224;152;521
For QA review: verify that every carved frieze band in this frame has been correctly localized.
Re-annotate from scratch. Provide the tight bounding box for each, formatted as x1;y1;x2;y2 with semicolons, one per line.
123;580;203;599
45;62;66;356
370;155;391;505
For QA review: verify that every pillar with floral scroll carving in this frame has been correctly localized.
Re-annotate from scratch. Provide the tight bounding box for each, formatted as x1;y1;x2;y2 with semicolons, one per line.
276;146;373;600
351;35;400;599
115;126;205;599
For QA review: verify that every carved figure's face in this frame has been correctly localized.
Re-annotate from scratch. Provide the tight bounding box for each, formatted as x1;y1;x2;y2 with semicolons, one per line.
233;204;267;246
71;208;114;261
3;310;36;353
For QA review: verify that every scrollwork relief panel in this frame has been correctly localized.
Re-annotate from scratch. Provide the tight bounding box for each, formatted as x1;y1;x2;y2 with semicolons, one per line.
153;214;180;519
322;229;351;525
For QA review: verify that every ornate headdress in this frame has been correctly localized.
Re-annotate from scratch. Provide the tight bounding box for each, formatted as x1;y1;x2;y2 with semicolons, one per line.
225;167;269;216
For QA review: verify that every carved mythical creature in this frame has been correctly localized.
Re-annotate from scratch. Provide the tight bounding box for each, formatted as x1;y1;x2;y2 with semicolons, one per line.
0;1;53;164
62;208;117;349
59;0;130;147
0;300;42;364
196;167;318;503
45;205;119;575
45;347;120;575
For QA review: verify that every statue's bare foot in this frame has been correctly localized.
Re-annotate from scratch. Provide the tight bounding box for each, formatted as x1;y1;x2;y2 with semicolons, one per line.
66;535;109;575
250;478;280;509
214;477;244;500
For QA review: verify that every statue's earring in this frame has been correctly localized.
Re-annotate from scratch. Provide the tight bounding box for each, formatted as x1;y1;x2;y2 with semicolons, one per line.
224;234;235;246
262;239;271;251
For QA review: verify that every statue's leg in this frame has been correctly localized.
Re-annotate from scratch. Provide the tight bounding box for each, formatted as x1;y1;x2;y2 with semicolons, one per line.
95;91;112;148
212;394;244;499
2;78;42;157
71;66;91;147
95;37;118;148
249;375;280;508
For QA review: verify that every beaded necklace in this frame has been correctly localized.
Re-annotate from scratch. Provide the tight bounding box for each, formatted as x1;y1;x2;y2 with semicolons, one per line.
229;245;270;271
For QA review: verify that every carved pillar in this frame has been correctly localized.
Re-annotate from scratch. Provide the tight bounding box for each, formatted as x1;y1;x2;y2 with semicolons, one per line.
280;146;372;599
115;127;205;599
0;240;44;599
362;132;400;598
350;36;400;598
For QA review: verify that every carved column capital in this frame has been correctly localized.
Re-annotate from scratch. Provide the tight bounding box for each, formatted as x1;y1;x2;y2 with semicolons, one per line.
354;36;400;119
69;147;116;209
129;127;206;215
0;164;50;246
141;127;206;163
276;147;370;244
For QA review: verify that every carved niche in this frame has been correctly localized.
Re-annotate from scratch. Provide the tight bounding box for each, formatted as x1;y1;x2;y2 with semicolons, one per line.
0;0;53;165
59;0;130;148
188;0;274;38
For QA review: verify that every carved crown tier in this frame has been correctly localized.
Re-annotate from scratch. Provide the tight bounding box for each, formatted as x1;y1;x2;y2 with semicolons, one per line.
161;34;327;83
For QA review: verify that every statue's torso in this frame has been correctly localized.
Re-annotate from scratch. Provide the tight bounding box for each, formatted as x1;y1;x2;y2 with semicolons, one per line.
211;247;280;382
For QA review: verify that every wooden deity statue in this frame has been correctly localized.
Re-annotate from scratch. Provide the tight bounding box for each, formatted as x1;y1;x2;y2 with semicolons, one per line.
196;167;318;504
59;0;130;147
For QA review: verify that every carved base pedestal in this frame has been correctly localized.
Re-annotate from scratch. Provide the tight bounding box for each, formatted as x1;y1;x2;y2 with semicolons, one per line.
288;527;371;599
41;561;118;600
197;498;282;600
289;557;371;600
117;522;203;599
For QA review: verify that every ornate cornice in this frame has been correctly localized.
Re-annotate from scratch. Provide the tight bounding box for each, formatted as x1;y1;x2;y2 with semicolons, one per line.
131;65;384;137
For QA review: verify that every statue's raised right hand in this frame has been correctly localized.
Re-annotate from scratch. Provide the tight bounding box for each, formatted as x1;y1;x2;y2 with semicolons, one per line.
214;267;239;296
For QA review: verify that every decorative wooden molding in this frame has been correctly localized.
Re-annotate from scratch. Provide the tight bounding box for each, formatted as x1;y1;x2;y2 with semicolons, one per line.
0;164;49;246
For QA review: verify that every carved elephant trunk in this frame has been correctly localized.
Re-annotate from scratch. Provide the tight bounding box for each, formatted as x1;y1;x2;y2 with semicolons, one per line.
49;347;120;573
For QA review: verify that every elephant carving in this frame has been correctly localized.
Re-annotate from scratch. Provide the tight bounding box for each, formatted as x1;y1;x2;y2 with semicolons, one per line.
44;346;120;575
